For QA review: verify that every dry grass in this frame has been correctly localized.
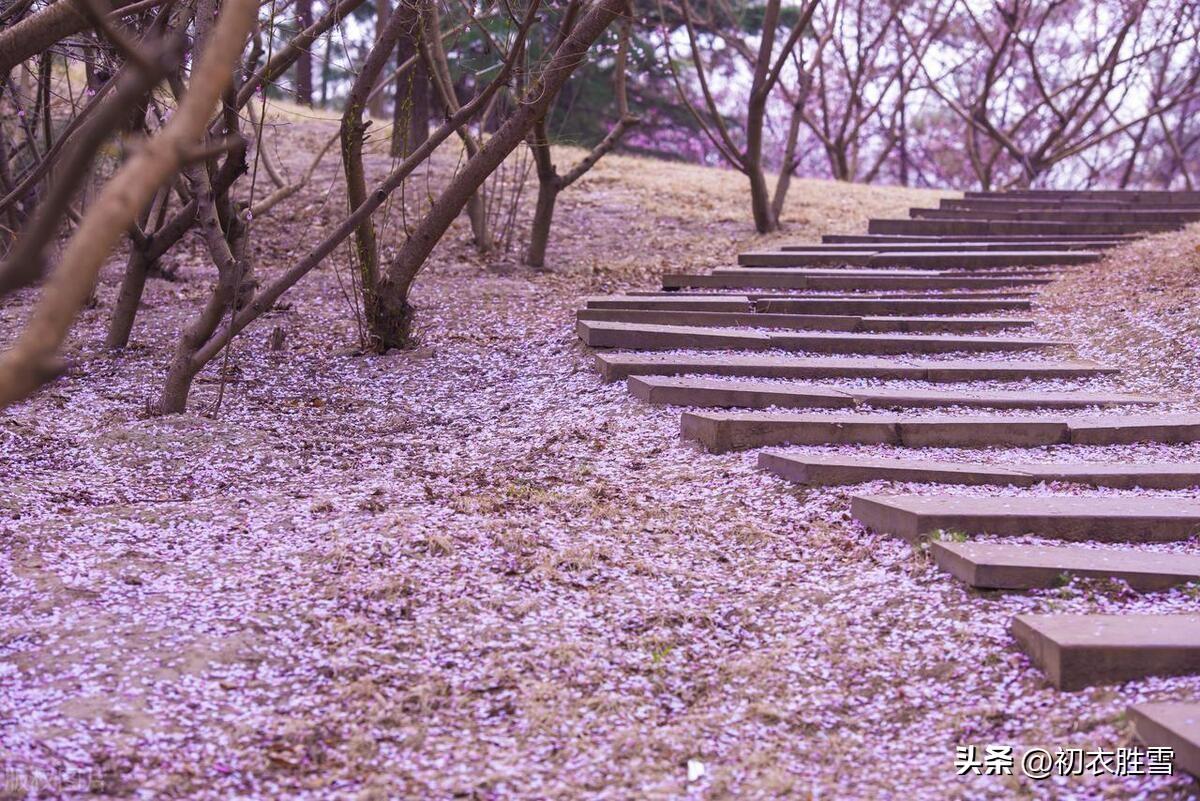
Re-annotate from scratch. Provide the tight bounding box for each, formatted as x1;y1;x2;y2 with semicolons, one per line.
532;147;949;283
248;101;949;289
1039;223;1200;392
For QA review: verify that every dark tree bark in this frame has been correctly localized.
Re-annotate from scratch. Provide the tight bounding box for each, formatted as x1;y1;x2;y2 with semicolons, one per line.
390;1;429;157
340;0;410;337
418;0;491;252
368;0;394;118
294;0;314;105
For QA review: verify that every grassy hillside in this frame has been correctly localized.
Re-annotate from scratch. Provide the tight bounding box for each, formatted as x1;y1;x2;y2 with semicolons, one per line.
257;99;950;289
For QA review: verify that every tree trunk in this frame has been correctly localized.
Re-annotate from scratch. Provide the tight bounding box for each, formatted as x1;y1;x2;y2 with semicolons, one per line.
319;29;332;106
294;0;314;105
746;166;774;234
771;95;805;224
106;194;200;347
368;0;393;119
744;73;775;234
341;1;408;347
154;168;251;414
107;249;153;347
525;175;558;269
419;0;491;251
390;3;429;157
375;0;627;347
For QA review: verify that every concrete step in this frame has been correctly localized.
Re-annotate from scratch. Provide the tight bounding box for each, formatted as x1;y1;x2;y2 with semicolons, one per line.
941;198;1173;211
1022;209;1200;223
715;267;1056;279
632;376;1158;411
857;316;1034;333
632;290;1037;301
865;251;1092;268
823;233;1133;245
681;412;1200;452
755;298;1032;314
759;453;1200;489
930;541;1200;591
785;240;1118;252
911;207;1200;224
869;218;1178;236
965;189;1200;204
593;353;1118;383
851;494;1200;543
1013;614;1200;690
738;251;874;266
576;321;1066;354
738;250;1096;268
584;295;753;312
662;270;1052;291
1128;704;1200;778
576;308;1034;333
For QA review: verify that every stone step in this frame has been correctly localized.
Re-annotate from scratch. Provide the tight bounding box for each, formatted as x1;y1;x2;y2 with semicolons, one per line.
1022;209;1200;223
785;240;1117;252
1012;614;1200;690
853;316;1034;333
869;218;1178;236
662;271;1052;291
966;189;1200;204
851;494;1200;543
738;251;874;266
739;251;1095;269
576;321;1065;354
716;267;1056;278
869;252;1088;269
755;298;1032;315
1128;704;1200;778
930;541;1200;591
633;290;1037;301
632;376;1158;411
942;198;1172;211
584;295;753;312
593;353;1118;383
759;453;1199;489
576;308;1034;333
823;233;1133;245
681;412;1200;452
950;193;1200;206
911;207;1200;224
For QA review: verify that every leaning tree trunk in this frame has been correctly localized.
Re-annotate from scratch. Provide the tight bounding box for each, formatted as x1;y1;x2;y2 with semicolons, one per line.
0;0;259;410
771;92;805;224
155;169;247;413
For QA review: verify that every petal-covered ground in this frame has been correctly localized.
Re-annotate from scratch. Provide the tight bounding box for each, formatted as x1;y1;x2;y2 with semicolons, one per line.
3;112;1200;799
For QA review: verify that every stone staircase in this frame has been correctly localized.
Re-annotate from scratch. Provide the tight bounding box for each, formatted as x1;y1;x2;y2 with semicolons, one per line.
575;189;1200;776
